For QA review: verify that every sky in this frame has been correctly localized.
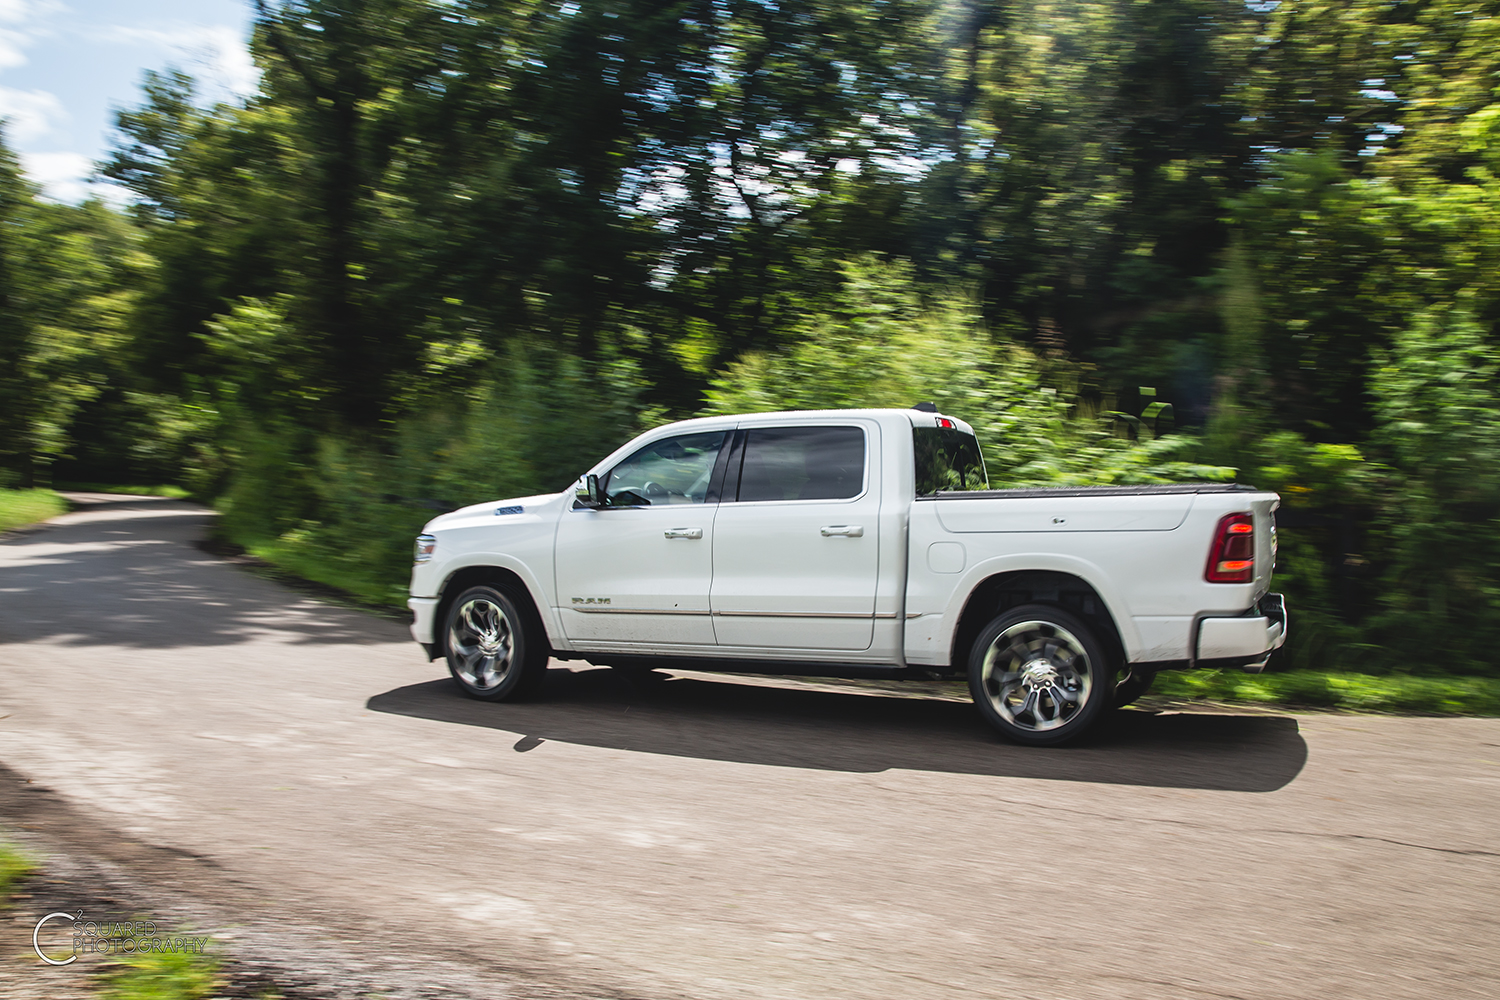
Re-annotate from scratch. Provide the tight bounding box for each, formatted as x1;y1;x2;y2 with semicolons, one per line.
0;0;257;203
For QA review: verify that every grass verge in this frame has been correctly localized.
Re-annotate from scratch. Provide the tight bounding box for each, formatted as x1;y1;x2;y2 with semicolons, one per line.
1152;668;1500;715
0;488;67;533
55;482;191;499
0;839;35;899
199;532;409;617
246;535;406;608
97;946;221;1000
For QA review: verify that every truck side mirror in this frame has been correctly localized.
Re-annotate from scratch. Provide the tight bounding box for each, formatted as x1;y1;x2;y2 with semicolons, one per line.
574;474;605;509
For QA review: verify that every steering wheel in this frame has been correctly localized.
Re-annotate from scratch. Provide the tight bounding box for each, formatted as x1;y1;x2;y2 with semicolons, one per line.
642;481;669;498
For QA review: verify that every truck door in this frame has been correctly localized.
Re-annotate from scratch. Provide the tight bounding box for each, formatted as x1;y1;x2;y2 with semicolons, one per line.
709;422;881;651
554;430;727;646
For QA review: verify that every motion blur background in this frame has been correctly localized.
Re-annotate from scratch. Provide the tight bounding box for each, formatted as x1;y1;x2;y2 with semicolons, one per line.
1;0;1498;682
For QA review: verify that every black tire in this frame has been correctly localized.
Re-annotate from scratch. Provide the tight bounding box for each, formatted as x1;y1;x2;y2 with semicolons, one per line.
1113;668;1155;709
442;584;548;701
967;604;1114;746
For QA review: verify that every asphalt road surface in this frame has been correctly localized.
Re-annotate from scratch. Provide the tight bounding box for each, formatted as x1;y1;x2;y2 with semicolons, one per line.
1;496;1497;999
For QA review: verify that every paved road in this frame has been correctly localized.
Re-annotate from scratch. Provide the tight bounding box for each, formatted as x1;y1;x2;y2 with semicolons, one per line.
1;496;1497;998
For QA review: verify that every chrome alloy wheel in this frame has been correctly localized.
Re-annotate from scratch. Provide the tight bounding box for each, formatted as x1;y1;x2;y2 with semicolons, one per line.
448;597;515;692
978;620;1094;732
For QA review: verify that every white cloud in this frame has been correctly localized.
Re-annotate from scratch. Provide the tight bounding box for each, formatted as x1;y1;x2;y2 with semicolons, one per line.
0;0;62;25
201;25;259;99
20;150;128;206
21;149;90;201
93;23;260;102
0;0;62;70
0;84;64;142
0;0;40;21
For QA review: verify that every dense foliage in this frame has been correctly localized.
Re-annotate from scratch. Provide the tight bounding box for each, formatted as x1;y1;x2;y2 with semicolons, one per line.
3;0;1500;673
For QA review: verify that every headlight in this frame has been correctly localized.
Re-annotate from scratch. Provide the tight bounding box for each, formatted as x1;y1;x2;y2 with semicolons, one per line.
414;534;437;563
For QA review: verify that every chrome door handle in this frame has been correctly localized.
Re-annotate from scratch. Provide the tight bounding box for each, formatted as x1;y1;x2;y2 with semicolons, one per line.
820;525;864;537
664;527;703;539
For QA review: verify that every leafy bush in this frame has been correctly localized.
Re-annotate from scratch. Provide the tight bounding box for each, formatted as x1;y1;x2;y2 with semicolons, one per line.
705;259;1234;486
1235;432;1376;673
1367;304;1500;673
201;299;651;604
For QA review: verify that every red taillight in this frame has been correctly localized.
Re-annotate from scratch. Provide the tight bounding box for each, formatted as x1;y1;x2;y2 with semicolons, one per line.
1206;513;1255;583
937;417;955;429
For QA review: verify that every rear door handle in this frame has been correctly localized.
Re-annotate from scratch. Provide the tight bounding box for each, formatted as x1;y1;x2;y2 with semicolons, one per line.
664;527;703;539
820;525;863;537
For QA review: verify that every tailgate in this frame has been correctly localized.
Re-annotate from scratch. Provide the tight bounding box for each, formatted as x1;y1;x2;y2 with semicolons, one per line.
1252;495;1281;598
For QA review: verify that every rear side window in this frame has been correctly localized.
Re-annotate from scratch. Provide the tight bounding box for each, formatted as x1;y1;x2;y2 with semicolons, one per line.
736;426;865;502
914;427;988;495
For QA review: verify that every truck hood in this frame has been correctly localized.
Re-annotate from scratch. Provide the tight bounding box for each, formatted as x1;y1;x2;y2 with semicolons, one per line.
422;491;566;533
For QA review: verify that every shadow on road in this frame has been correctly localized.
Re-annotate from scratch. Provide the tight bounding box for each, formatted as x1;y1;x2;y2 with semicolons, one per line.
368;667;1308;792
0;499;404;649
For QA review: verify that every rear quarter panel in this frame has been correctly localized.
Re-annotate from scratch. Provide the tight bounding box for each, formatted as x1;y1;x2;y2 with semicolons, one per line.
905;491;1280;666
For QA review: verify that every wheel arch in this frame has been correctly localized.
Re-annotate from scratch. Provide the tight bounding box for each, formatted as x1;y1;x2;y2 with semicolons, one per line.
949;570;1126;674
436;565;556;657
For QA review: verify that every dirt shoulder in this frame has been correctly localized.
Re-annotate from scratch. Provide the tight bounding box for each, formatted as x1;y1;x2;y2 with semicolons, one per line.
0;762;606;1000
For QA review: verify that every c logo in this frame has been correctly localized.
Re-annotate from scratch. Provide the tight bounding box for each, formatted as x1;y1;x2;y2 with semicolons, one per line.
33;911;78;966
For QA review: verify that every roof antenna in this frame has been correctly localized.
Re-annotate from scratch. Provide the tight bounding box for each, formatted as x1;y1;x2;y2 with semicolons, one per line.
911;401;938;413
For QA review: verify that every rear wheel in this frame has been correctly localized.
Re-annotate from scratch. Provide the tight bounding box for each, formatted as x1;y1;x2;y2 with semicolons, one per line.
443;585;548;701
967;604;1113;746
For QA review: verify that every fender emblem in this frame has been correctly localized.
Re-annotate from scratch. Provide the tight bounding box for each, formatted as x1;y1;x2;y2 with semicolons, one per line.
572;597;612;605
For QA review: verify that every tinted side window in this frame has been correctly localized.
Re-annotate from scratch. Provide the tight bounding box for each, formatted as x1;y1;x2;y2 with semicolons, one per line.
913;427;988;495
604;431;726;505
736;427;865;502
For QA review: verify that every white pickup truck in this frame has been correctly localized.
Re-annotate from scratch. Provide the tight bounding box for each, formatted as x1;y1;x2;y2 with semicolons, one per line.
408;406;1286;745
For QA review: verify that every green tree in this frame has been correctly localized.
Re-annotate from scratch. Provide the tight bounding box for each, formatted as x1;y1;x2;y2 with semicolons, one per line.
100;69;200;223
0;127;153;485
0;129;32;483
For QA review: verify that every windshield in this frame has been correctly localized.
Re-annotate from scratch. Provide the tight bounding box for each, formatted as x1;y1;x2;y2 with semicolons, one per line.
914;426;988;495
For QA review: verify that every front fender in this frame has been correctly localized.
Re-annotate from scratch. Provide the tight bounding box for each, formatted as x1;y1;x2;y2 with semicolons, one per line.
430;553;569;653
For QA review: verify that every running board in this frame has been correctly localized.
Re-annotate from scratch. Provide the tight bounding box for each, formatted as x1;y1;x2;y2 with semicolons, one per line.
580;654;934;681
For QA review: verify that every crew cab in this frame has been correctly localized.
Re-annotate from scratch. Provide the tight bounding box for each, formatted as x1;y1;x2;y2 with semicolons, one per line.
408;407;1286;745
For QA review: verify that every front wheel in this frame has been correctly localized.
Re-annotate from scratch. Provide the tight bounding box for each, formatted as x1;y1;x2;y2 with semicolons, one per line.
443;585;547;701
967;604;1114;746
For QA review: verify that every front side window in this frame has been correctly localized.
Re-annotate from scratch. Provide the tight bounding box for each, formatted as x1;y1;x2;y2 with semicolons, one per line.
914;426;988;495
603;431;726;505
736;426;865;502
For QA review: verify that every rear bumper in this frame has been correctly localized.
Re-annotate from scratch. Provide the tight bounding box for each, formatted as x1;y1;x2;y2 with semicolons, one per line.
1195;594;1288;672
409;597;440;645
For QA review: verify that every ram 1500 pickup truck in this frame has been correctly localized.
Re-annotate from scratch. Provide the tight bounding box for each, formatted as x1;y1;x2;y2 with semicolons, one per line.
408;407;1286;745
